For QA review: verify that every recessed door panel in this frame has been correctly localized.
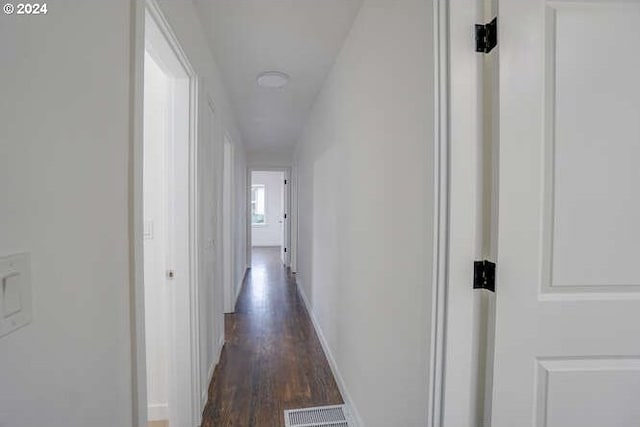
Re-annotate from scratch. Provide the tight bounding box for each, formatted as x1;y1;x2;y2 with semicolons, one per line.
493;1;640;425
544;4;640;292
536;358;640;427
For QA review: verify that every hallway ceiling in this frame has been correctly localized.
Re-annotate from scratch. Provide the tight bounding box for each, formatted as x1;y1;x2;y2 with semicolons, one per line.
194;0;363;153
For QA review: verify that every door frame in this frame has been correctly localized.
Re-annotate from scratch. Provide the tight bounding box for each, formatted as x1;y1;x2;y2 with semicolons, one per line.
131;0;202;426
429;0;489;426
427;1;450;425
247;166;292;268
222;132;235;313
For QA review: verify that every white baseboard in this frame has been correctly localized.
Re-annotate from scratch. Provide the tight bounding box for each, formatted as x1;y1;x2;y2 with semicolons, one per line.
201;361;215;409
201;336;226;409
216;335;225;363
235;268;249;303
148;403;168;421
296;279;363;427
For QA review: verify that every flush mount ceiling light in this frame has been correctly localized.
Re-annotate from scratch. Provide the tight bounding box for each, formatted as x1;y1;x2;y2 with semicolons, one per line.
257;71;290;88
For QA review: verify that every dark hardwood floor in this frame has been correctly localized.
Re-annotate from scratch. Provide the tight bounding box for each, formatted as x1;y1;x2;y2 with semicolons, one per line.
201;247;343;427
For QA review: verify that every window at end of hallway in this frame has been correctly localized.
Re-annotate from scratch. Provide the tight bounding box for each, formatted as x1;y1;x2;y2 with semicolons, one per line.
251;184;266;225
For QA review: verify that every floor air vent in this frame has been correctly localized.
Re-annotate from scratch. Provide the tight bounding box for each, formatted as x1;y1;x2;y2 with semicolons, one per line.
284;404;353;427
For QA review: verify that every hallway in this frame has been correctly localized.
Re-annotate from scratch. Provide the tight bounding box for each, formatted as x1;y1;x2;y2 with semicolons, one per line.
1;1;436;425
201;247;343;426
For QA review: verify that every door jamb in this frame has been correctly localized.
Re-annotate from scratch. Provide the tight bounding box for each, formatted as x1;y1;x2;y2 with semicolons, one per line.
222;132;235;313
430;0;492;425
131;0;201;425
428;1;450;426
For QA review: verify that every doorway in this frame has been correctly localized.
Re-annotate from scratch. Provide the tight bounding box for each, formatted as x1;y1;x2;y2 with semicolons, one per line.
249;170;290;267
139;3;200;427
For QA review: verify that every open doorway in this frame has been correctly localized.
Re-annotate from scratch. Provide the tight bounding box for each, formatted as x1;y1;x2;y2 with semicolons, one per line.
140;4;200;427
250;170;290;267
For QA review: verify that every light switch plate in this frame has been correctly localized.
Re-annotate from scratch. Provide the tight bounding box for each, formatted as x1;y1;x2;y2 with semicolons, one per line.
0;253;32;338
3;273;22;317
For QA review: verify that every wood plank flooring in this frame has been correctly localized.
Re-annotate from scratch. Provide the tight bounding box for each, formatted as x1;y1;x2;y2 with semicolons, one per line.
201;247;343;426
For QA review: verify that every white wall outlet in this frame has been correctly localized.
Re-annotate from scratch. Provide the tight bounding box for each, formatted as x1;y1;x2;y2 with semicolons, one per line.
0;253;32;338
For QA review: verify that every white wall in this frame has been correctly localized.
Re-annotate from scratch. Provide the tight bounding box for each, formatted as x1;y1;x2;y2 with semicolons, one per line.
0;2;246;426
247;148;293;168
0;2;133;426
251;171;284;247
293;0;435;425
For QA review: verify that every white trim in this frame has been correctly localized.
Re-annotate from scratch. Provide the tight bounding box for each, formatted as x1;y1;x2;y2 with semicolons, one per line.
290;164;298;273
130;1;147;426
428;2;450;427
132;1;201;426
217;335;225;361
246;167;252;268
201;363;214;410
187;72;202;427
200;336;225;409
222;116;237;314
148;404;169;422
296;279;362;427
235;268;248;303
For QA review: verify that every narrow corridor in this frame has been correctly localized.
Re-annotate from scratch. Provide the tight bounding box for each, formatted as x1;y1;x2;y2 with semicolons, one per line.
201;247;343;426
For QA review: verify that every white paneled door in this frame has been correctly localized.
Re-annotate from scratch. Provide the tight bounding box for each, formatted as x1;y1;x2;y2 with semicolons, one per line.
281;171;290;267
493;1;640;426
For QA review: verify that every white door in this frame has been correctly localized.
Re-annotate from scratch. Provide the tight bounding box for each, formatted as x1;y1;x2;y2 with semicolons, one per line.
281;171;290;266
493;1;640;426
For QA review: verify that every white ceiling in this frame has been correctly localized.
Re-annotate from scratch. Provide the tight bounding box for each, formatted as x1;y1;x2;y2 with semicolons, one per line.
194;0;363;153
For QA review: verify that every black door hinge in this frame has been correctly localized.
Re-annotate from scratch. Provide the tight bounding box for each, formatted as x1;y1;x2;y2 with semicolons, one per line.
284;213;287;219
475;17;497;53
284;247;287;253
473;260;496;292
284;179;288;185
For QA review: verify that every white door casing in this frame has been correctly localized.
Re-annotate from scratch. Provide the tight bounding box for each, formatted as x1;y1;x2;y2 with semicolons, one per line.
223;134;235;313
493;1;640;426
